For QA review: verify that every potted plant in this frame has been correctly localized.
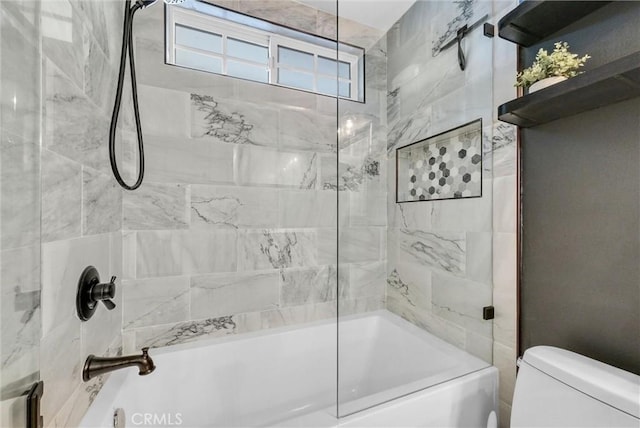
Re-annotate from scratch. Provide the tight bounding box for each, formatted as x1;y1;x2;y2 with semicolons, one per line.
515;42;591;92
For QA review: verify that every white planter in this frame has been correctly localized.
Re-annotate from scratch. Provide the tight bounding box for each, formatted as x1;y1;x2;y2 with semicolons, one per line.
528;76;568;93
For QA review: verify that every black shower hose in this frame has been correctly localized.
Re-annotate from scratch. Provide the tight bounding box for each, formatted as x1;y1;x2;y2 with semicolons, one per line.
109;0;145;190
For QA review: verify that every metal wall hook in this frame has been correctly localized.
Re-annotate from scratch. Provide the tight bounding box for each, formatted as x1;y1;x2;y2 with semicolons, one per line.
76;266;117;321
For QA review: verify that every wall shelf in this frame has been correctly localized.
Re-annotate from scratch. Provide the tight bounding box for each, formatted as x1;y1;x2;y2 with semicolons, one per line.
498;1;612;47
498;52;640;128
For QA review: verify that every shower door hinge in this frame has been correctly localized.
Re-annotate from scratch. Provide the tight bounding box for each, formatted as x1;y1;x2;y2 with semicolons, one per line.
482;305;495;320
26;381;44;428
483;23;495;38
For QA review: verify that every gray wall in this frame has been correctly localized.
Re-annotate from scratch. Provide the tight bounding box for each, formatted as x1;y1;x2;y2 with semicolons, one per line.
520;2;640;375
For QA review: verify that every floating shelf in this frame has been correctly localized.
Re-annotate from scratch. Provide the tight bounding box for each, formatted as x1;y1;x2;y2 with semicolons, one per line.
498;52;640;128
498;1;612;47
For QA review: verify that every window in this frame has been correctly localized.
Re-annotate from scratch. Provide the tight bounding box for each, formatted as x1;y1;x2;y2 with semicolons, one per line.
166;1;364;101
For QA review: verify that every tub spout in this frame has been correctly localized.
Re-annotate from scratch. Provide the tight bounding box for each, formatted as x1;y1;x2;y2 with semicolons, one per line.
82;347;155;382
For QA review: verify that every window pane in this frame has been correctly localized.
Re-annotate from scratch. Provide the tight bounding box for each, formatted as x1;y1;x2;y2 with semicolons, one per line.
318;56;337;76
227;38;268;64
175;24;222;53
339;61;351;79
175;49;222;73
278;46;314;70
338;81;350;97
278;69;314;90
228;60;268;83
317;76;337;96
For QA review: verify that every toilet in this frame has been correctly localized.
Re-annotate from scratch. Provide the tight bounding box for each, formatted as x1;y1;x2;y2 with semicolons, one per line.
511;346;640;427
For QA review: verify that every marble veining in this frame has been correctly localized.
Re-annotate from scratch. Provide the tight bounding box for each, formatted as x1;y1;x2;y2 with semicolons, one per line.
82;168;122;236
321;155;381;191
386;269;415;307
240;230;317;270
398;229;465;275
123;182;188;230
191;94;278;147
280;265;338;306
142;316;237;348
191;185;278;229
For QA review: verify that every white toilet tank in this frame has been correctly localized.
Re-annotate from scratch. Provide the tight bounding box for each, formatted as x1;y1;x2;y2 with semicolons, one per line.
511;346;640;427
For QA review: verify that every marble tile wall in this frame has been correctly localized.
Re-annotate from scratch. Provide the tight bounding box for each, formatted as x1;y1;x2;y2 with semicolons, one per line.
1;2;43;425
120;1;387;354
38;0;126;425
384;2;518;427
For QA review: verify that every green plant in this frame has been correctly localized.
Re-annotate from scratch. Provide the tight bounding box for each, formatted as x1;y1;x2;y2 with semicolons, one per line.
515;42;590;88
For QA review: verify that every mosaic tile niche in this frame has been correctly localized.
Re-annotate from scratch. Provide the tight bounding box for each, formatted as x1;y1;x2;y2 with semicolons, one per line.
396;119;482;202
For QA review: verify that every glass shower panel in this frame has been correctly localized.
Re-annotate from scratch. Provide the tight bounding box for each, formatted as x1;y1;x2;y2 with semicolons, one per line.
336;0;495;417
0;1;42;426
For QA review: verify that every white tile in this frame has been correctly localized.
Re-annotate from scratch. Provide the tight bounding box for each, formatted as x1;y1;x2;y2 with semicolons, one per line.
82;167;122;236
466;232;493;284
139;84;190;137
280;265;339;307
124;182;189;230
239;229;317;270
493;175;517;233
191;185;278;229
123;276;190;329
397;229;466;275
191;271;280;319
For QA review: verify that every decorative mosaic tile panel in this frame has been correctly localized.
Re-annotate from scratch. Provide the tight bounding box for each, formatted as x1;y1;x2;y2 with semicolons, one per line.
396;119;482;202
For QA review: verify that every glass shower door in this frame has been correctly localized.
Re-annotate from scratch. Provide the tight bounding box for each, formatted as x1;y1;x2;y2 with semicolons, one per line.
0;1;43;426
336;0;495;417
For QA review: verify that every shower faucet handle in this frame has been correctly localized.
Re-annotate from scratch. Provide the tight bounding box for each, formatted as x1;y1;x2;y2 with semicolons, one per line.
91;276;117;311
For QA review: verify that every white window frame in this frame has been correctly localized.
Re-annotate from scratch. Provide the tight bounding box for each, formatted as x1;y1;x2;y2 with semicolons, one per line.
166;3;363;101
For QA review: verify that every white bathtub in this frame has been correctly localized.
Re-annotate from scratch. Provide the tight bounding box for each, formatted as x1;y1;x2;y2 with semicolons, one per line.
81;310;497;427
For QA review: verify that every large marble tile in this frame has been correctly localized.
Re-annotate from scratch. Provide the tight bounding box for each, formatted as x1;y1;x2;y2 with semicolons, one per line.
83;26;117;115
123;276;190;330
492;122;517;178
40;317;81;425
493;232;517;348
320;153;382;191
236;0;317;33
136;230;237;278
348;190;386;227
41;0;85;85
279;107;336;153
135;230;182;278
390;201;432;230
335;227;382;264
466;232;492;284
41;149;82;242
191;93;279;148
0;132;40;250
124;182;189;230
430;180;493;232
239;229;317;271
191;271;280;319
72;0;122;67
144;135;234;185
397;229;465;275
386;262;431;311
1;7;41;143
83;167;122;236
43;59;110;173
280;265;338;306
236;145;318;189
127;315;238;350
191;185;278;229
0;246;40;391
346;261;386;300
139;85;190;137
41;234;111;336
431;270;492;337
493;175;517;234
278;190;338;228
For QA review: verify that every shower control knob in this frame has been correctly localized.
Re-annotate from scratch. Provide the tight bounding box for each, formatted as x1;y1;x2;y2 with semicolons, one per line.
76;267;117;321
91;276;117;310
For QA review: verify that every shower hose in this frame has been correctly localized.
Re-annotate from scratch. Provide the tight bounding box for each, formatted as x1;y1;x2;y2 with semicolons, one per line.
109;0;145;190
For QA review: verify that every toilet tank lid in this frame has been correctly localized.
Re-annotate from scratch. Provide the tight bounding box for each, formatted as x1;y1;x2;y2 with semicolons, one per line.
522;346;640;419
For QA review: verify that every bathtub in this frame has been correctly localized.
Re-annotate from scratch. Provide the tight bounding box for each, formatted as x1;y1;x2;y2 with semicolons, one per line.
81;310;498;427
